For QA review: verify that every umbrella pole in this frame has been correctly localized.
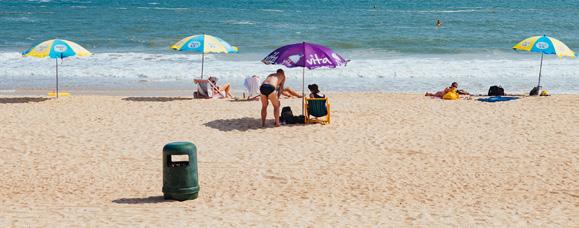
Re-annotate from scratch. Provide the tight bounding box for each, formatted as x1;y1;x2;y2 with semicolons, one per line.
201;52;205;79
55;58;59;98
537;52;544;88
302;67;305;115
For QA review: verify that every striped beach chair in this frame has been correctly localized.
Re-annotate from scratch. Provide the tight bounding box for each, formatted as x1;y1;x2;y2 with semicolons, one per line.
193;79;225;99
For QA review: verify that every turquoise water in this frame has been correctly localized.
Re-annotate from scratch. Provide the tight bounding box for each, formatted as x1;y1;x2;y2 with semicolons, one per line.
1;0;578;93
2;0;578;53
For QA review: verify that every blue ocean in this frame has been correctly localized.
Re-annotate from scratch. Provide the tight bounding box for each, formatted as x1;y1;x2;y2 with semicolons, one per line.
1;0;578;94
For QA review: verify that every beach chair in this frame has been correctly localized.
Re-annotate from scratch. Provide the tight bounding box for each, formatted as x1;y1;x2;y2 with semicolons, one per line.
304;98;330;124
193;79;225;99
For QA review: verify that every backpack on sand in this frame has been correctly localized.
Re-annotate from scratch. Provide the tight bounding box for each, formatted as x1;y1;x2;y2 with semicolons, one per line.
529;86;540;96
281;106;294;124
488;85;505;96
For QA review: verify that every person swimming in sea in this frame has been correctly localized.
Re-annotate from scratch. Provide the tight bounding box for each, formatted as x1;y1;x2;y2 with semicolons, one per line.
259;69;286;127
436;19;443;28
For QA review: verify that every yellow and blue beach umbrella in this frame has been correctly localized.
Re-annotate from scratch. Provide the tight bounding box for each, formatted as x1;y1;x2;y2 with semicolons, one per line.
22;39;92;97
513;35;575;89
171;34;238;78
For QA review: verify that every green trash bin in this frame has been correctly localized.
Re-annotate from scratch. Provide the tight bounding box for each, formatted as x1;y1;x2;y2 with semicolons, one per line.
162;142;199;201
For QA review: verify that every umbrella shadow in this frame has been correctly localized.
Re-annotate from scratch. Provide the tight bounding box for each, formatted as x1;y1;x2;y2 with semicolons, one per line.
122;97;193;102
204;117;306;132
112;196;169;204
0;97;51;104
204;117;265;132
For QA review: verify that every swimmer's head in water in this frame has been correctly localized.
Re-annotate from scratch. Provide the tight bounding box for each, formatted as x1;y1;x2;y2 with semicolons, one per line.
451;82;458;88
276;69;284;75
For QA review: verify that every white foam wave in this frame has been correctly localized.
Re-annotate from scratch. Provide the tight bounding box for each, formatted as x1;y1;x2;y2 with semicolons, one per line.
224;20;255;25
2;16;36;22
137;7;189;10
416;9;490;13
260;9;283;12
1;52;578;93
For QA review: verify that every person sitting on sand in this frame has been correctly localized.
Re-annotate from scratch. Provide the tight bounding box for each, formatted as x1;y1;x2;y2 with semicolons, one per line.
208;76;233;98
260;69;286;127
425;82;469;98
308;84;325;98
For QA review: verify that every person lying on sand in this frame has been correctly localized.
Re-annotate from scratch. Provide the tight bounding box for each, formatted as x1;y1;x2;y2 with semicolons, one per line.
308;84;325;98
260;69;285;127
425;82;469;98
281;87;303;98
208;76;233;98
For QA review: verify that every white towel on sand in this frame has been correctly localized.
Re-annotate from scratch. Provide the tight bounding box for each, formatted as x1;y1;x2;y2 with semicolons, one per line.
244;75;260;98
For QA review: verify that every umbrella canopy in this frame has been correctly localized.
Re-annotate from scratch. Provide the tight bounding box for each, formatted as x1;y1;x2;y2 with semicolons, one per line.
513;35;575;89
22;39;92;98
262;42;348;114
513;35;575;57
22;39;91;59
171;34;238;53
262;42;348;69
171;34;238;78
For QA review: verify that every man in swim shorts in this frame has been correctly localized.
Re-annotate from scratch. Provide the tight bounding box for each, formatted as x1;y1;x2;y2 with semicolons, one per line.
260;69;286;127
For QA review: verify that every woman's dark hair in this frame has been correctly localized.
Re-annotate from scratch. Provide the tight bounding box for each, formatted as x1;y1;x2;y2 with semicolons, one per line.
308;84;320;93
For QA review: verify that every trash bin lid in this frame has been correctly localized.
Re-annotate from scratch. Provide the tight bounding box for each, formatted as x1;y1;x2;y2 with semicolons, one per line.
163;141;196;154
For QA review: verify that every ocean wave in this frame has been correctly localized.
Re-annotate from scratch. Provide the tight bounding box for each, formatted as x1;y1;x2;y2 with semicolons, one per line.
137;7;189;11
2;52;578;93
260;9;283;12
223;20;255;25
2;16;36;22
416;9;493;13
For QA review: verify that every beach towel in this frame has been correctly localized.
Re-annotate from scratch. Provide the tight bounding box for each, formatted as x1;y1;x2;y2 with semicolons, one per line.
477;96;519;103
244;76;260;98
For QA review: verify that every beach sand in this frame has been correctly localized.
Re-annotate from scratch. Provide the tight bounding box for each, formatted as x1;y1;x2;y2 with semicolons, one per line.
0;93;577;226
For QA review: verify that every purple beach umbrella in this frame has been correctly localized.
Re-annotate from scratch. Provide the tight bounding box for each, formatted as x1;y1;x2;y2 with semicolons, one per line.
262;42;348;114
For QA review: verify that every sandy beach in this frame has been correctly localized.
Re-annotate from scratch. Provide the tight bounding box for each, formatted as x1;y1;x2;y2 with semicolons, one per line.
0;93;577;226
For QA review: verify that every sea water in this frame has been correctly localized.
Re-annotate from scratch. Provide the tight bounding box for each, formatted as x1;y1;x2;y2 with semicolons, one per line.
1;0;578;93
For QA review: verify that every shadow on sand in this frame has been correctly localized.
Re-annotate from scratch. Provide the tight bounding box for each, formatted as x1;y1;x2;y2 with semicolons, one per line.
0;97;51;104
122;97;193;102
204;117;306;132
204;117;266;132
112;196;169;204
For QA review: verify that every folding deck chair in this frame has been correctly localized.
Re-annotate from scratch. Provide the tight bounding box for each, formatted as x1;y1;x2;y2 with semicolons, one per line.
193;79;225;99
304;97;330;124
